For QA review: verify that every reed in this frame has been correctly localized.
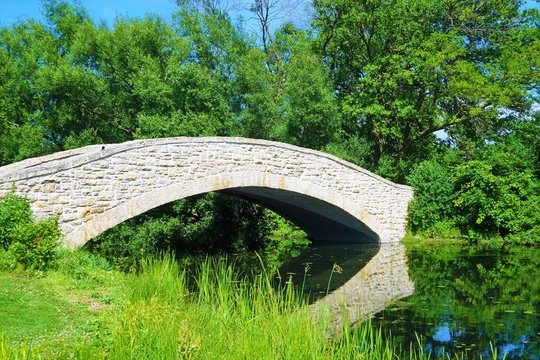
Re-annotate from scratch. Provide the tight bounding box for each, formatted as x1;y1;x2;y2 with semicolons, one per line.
104;256;502;359
0;334;35;360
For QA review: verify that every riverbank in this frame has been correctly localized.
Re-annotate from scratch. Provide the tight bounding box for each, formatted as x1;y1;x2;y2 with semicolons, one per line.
1;247;509;359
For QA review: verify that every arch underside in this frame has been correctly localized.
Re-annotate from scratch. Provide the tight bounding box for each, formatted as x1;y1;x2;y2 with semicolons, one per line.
222;187;379;244
66;171;384;247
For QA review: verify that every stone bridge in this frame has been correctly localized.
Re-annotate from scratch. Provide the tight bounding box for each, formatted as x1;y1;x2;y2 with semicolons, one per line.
0;137;413;248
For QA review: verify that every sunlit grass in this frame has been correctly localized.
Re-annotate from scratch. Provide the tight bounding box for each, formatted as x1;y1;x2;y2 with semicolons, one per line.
0;251;506;359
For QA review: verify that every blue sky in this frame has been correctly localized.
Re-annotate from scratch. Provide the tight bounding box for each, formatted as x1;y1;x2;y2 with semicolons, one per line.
1;1;537;29
0;0;313;41
0;0;178;27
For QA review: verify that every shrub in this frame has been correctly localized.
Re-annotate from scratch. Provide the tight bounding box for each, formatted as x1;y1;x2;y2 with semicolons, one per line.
406;160;455;234
86;216;181;272
506;225;540;246
0;191;61;270
0;249;17;272
87;193;305;272
453;159;540;240
0;192;33;249
55;248;113;277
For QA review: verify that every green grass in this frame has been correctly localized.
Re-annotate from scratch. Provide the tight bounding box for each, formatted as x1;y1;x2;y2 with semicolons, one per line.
0;250;504;359
0;249;125;359
0;275;66;339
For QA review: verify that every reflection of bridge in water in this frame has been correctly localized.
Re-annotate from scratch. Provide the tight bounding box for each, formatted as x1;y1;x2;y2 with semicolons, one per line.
316;243;413;328
279;243;413;330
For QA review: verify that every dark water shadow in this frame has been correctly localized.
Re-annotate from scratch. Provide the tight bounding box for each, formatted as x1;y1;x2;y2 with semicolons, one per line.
274;241;381;302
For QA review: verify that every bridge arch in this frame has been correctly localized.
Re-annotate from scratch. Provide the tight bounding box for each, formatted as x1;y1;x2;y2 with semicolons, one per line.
0;137;413;248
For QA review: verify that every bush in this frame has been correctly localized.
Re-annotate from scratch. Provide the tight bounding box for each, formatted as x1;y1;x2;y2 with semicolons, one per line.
506;225;540;246
453;159;540;240
0;192;33;249
0;192;61;270
55;248;113;277
406;160;455;234
86;215;182;272
0;249;17;272
87;193;300;272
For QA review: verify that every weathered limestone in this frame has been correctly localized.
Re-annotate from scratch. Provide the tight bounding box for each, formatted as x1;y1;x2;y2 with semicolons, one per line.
0;137;413;248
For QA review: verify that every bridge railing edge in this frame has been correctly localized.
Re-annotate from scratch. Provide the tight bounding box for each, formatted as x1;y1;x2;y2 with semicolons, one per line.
0;137;414;193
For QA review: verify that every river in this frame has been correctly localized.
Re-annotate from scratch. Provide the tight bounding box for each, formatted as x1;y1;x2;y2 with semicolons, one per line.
277;240;540;359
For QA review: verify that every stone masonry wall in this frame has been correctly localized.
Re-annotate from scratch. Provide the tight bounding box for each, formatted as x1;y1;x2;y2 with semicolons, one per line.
0;137;413;247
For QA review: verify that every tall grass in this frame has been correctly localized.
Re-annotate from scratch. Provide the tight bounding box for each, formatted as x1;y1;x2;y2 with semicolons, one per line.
106;255;324;359
0;334;35;360
1;253;506;359
102;255;504;359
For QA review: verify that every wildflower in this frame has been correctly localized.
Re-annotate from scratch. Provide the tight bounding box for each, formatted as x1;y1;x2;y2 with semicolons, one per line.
332;263;343;274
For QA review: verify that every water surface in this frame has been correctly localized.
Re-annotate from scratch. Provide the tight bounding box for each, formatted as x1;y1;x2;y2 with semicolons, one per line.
276;242;380;299
372;242;540;359
280;241;540;359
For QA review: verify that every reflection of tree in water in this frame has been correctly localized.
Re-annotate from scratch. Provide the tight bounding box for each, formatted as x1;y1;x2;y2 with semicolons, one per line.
372;243;540;359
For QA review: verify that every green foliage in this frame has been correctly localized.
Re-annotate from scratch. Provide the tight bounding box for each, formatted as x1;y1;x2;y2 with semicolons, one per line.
324;136;372;168
86;193;302;272
1;1;328;260
375;240;539;359
406;116;540;243
506;225;540;246
101;256;429;359
0;0;539;248
279;29;341;150
0;191;33;249
455;161;515;238
8;217;61;271
453;128;540;240
264;215;310;271
407;160;455;234
54;248;113;280
0;192;61;270
313;0;539;178
0;247;514;359
86;214;182;272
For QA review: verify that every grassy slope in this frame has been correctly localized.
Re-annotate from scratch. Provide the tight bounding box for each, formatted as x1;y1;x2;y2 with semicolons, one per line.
0;275;67;340
0;250;125;359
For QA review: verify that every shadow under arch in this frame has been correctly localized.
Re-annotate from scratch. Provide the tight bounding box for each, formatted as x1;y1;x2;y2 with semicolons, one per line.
67;172;382;248
222;187;378;244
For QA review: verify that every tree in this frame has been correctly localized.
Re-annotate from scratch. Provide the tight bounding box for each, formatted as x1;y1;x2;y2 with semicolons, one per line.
452;116;540;241
313;0;539;179
406;159;455;234
279;25;340;149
